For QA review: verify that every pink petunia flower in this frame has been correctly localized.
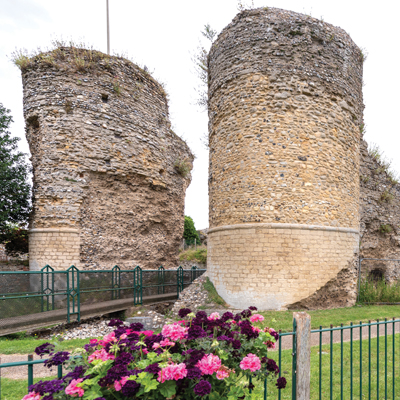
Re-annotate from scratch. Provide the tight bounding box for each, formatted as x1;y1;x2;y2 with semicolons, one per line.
157;363;188;383
240;354;261;372
196;354;222;375
22;393;41;400
65;378;84;397
249;314;264;323
89;339;98;345
161;323;188;341
208;312;220;321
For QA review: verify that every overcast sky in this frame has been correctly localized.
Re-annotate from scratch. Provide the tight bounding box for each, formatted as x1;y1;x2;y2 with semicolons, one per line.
1;0;400;230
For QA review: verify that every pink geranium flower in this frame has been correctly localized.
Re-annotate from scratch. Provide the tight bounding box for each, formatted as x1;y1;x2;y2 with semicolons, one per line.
196;354;222;375
161;323;187;341
157;363;188;383
160;338;175;347
240;354;261;372
216;365;233;380
22;393;41;400
264;340;276;349
208;312;220;321
65;378;84;397
88;349;115;363
114;376;129;391
249;314;264;323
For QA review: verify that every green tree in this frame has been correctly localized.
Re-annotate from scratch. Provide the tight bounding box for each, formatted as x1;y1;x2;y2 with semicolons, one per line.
183;215;200;245
0;103;31;236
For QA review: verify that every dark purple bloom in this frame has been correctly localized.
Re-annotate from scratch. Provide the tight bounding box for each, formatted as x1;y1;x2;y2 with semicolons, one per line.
185;349;206;367
99;364;129;387
270;330;280;341
121;380;140;397
232;339;241;349
29;379;63;396
94;398;106;400
221;312;234;322
108;318;124;327
194;380;212;397
129;322;144;331
266;359;279;375
241;309;252;318
187;325;207;340
261;356;267;364
115;352;134;366
44;351;70;369
217;335;231;342
249;306;258;311
145;363;161;374
34;343;55;358
63;366;85;383
114;326;128;338
187;367;202;379
195;311;208;320
276;377;287;389
144;333;162;349
234;313;242;322
178;308;192;318
240;320;259;339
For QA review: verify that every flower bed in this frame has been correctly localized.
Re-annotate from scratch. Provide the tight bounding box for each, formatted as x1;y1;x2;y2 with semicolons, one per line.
23;307;286;399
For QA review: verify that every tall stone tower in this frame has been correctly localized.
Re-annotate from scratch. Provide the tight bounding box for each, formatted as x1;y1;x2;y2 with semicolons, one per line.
207;8;364;310
21;47;193;271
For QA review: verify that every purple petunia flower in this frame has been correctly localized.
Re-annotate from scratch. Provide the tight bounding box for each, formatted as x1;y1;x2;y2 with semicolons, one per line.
187;325;207;340
145;363;161;375
129;322;144;331
266;359;280;375
34;342;55;358
121;380;140;397
178;308;192;318
194;380;212;397
44;351;70;369
221;312;234;322
276;377;287;389
187;367;202;379
63;366;85;383
115;352;134;365
28;379;63;396
249;306;258;311
232;339;241;349
241;309;252;318
108;318;124;327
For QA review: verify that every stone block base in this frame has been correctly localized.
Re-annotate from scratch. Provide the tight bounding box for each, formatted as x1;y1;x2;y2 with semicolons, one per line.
29;228;80;271
207;223;359;310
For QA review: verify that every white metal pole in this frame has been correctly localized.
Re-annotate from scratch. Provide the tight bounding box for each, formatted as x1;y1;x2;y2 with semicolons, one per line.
106;0;110;55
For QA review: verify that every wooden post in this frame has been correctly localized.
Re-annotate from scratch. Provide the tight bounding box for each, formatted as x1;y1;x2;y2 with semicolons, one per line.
293;312;311;400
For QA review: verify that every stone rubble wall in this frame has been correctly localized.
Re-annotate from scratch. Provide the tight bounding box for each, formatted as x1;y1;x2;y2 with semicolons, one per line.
207;7;363;310
359;140;400;281
22;47;193;271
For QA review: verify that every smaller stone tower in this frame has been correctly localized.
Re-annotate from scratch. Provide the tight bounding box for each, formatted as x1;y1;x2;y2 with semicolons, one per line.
21;47;193;270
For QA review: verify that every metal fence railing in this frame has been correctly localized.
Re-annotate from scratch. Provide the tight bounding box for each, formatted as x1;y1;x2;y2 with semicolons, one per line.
0;265;206;327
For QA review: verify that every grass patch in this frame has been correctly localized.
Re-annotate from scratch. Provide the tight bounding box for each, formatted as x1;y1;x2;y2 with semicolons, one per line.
0;336;93;355
179;246;207;264
251;333;400;399
359;279;400;303
259;305;400;333
0;377;54;400
202;277;229;307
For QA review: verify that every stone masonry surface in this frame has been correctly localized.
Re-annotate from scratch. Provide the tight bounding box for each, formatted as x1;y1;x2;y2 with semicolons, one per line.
207;7;364;309
22;47;193;270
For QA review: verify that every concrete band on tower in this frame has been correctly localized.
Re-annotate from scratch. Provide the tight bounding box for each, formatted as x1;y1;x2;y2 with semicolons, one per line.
207;8;364;310
22;47;193;271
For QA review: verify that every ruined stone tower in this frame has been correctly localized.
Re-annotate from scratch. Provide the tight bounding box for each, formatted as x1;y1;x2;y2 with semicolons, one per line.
22;47;193;270
207;8;364;310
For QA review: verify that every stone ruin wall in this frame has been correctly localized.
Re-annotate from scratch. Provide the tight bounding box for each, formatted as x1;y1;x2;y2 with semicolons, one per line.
359;140;400;282
22;47;193;271
207;7;364;310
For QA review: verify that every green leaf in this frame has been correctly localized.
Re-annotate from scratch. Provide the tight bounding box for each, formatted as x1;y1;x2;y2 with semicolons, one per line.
158;380;177;398
136;359;151;369
135;371;159;393
82;384;103;400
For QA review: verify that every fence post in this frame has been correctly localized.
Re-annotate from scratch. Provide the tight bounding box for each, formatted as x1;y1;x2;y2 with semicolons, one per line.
177;266;184;298
133;266;142;306
66;266;80;323
111;265;121;300
293;312;311;400
158;266;165;295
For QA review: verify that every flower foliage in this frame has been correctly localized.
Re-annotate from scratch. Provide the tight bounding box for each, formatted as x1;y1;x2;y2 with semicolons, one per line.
23;308;286;400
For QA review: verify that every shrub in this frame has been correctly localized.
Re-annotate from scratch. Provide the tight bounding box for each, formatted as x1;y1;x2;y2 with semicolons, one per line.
26;307;286;399
380;190;394;203
183;216;200;244
0;227;29;256
179;246;207;264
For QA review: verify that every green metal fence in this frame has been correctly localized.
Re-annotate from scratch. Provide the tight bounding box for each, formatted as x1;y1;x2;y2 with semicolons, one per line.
0;265;206;328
